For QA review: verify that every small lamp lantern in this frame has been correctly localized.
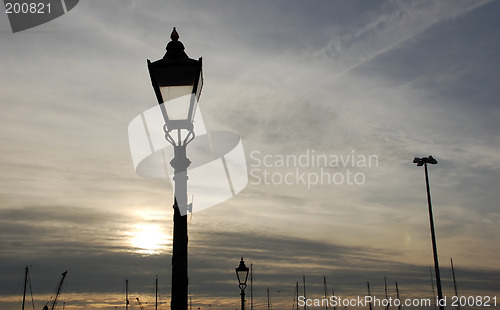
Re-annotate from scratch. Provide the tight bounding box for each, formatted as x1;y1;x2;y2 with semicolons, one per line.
147;27;203;132
236;257;249;310
235;257;249;290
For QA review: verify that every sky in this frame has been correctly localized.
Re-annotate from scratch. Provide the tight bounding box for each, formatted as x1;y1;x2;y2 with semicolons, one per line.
1;0;499;309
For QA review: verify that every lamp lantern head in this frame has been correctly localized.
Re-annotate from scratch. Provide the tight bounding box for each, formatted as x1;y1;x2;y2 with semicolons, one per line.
235;257;249;289
147;27;203;132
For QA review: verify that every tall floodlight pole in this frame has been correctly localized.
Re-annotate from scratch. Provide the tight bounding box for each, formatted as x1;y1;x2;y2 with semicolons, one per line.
430;266;437;310
413;155;443;310
147;27;203;310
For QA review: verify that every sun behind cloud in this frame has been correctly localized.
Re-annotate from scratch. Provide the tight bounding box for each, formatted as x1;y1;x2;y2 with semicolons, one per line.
130;223;171;255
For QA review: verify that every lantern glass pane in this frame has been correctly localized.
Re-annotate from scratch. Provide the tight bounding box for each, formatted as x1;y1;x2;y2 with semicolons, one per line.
237;270;248;285
160;86;194;121
160;85;192;102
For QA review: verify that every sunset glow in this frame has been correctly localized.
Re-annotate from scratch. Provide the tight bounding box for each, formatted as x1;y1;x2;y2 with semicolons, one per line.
130;224;171;255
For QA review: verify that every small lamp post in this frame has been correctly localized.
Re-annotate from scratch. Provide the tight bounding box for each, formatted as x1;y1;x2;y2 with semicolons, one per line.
147;27;203;310
236;257;249;310
413;155;443;310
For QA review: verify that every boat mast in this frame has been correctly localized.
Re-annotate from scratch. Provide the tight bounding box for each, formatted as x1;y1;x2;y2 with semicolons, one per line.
451;258;459;310
395;282;401;310
267;288;271;310
324;276;328;310
303;276;307;310
250;263;253;310
156;275;158;310
42;271;67;310
384;276;389;310
296;282;299;310
126;279;129;310
367;282;373;310
22;266;28;310
332;289;336;310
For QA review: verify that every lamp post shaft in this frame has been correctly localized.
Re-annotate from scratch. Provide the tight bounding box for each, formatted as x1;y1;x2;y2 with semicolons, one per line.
241;290;245;310
424;163;444;310
171;144;189;310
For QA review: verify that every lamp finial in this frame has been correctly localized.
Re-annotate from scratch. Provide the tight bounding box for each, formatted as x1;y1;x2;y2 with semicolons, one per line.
171;27;179;41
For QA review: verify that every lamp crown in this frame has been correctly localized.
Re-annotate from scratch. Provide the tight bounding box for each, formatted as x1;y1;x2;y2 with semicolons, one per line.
164;27;188;60
236;257;249;271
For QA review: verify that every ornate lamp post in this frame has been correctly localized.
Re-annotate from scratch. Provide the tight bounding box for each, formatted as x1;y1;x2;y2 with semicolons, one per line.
147;27;203;310
236;257;250;310
413;155;443;310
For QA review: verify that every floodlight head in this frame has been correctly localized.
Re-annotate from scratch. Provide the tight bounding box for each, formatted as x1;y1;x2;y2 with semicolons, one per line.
428;155;438;165
413;156;437;166
413;157;424;166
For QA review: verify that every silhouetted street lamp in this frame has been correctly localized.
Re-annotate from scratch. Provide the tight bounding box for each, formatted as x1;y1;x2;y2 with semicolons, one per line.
236;258;249;310
147;27;203;310
413;155;443;310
